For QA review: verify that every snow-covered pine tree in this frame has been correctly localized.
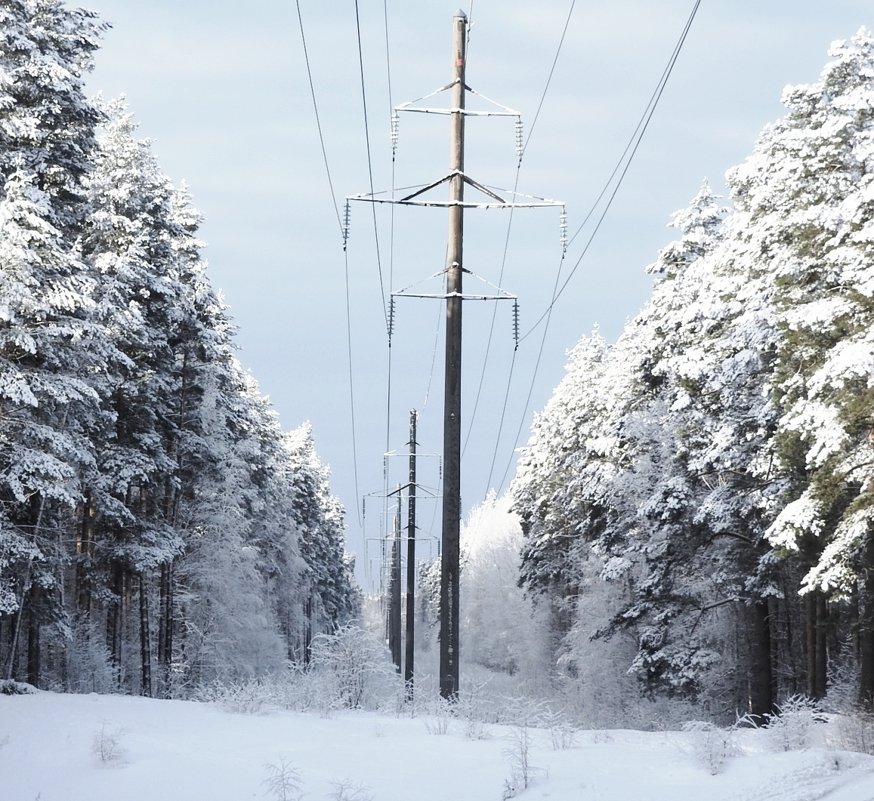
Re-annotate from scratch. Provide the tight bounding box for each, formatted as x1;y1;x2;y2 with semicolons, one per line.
745;28;874;708
515;27;874;717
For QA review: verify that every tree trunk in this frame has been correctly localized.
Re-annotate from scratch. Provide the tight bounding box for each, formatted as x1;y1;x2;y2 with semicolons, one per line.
747;600;773;718
139;573;152;697
859;562;874;711
303;595;313;665
107;562;124;684
805;591;828;699
26;584;41;687
157;560;173;697
75;493;94;613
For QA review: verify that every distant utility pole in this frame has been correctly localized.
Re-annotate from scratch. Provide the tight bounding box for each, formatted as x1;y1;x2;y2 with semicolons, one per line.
405;410;418;694
439;8;467;701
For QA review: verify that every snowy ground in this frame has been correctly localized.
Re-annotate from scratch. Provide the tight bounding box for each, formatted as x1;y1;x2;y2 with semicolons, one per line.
2;690;874;801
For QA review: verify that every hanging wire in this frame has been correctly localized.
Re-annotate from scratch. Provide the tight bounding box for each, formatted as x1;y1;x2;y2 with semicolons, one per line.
294;0;344;240
461;160;523;459
495;0;703;494
463;0;575;468
344;247;364;527
521;0;575;157
295;0;362;525
354;0;391;336
382;0;396;593
520;0;703;341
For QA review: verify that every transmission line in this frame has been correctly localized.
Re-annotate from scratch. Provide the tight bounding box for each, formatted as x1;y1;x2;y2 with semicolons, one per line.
354;0;390;335
520;0;702;342
464;0;575;463
295;0;363;526
495;0;702;494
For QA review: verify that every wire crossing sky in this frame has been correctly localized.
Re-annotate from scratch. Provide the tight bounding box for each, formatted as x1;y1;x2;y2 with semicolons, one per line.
86;1;873;588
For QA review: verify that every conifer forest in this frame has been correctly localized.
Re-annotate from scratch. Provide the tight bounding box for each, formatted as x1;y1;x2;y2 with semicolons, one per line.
0;1;357;697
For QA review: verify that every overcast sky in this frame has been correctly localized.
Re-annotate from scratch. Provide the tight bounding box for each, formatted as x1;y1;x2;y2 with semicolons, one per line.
84;1;872;588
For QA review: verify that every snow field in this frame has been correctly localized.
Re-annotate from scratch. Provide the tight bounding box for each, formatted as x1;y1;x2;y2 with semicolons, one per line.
2;691;874;801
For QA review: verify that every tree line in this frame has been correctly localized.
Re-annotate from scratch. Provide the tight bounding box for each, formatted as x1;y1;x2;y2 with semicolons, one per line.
512;28;874;719
0;0;357;696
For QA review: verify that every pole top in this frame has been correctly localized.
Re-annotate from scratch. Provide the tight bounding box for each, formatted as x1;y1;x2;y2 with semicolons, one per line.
454;9;467;19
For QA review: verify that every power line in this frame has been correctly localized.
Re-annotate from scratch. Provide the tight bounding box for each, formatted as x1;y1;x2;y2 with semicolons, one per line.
382;0;396;570
294;0;343;239
466;0;575;479
520;0;702;342
295;0;362;527
344;249;364;528
354;0;390;335
495;0;702;494
521;0;575;157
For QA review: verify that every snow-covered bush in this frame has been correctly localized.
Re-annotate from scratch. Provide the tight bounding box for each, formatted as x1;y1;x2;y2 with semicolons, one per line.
681;720;736;775
64;616;119;695
0;680;34;696
195;677;276;714
830;714;874;756
91;723;127;765
309;623;398;710
766;695;824;752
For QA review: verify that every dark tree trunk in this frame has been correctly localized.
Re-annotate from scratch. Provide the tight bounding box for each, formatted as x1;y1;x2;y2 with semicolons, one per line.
75;493;94;613
805;591;828;699
26;584;41;687
859;562;874;711
106;562;124;684
157;560;173;697
139;573;152;697
747;600;773;718
303;595;313;665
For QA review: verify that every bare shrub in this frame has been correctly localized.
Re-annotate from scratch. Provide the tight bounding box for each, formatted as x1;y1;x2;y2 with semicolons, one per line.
502;725;538;797
681;720;735;775
538;708;576;750
422;694;453;735
262;757;303;801
329;779;373;801
830;713;874;756
91;722;127;766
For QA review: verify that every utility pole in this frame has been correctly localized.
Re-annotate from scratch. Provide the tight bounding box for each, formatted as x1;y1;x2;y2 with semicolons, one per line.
404;410;418;694
439;8;467;701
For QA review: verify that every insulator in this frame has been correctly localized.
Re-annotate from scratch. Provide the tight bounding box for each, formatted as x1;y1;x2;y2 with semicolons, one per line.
388;296;396;343
342;200;351;248
390;111;400;157
559;206;568;254
515;117;524;161
512;300;520;351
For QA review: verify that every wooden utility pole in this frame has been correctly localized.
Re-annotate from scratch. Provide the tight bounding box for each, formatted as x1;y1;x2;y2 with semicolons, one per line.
404;410;418;693
439;9;467;701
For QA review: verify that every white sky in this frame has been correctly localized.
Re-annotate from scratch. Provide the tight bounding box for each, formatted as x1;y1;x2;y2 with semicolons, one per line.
84;1;873;589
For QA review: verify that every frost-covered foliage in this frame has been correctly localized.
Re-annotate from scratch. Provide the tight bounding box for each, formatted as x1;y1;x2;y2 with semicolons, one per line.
513;28;874;717
415;494;550;692
0;3;357;696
